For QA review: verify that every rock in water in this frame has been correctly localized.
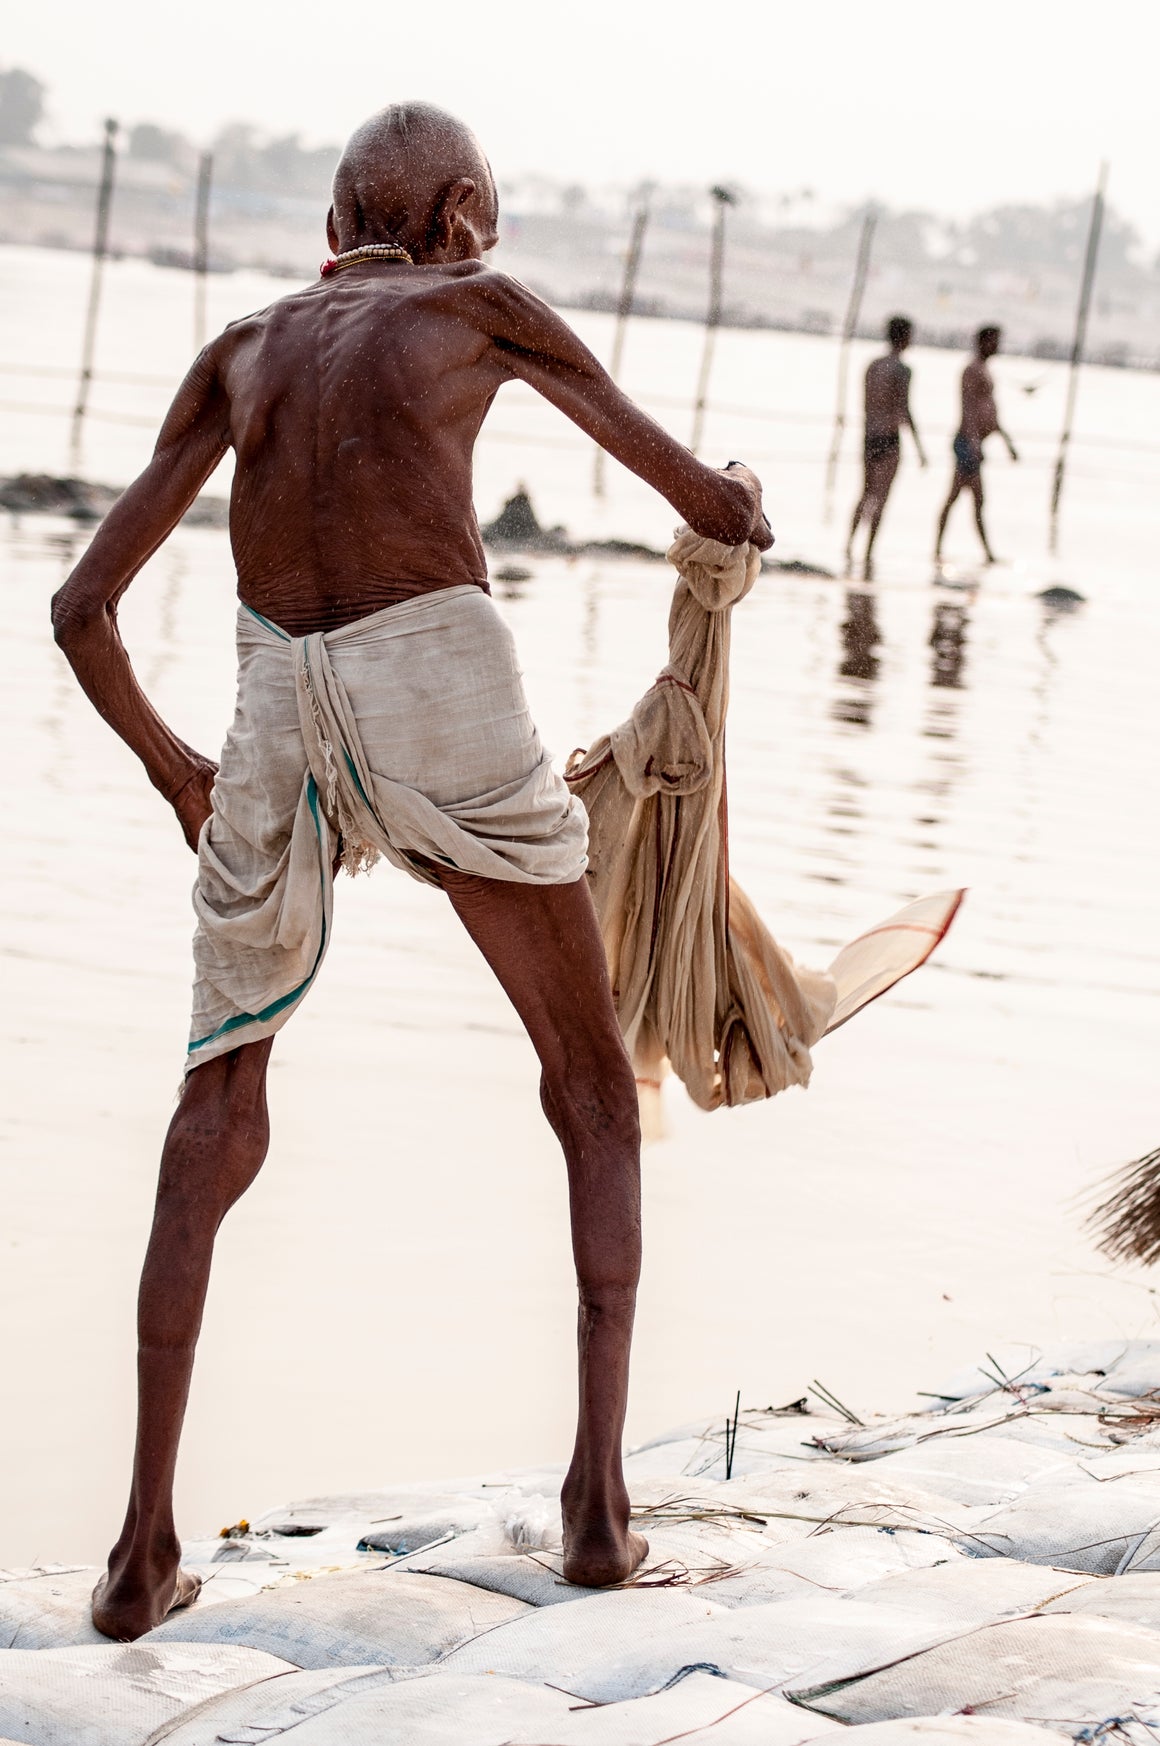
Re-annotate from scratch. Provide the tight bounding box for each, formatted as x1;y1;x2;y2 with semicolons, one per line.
480;486;568;552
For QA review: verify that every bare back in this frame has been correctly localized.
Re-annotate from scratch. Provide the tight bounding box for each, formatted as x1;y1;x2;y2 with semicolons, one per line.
218;262;519;634
864;353;910;437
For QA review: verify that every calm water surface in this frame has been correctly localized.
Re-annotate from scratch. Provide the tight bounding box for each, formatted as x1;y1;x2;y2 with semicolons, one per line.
1;247;1157;1564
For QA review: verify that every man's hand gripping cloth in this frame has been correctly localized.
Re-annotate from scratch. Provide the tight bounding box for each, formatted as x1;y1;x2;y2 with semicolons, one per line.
565;529;964;1118
187;585;587;1069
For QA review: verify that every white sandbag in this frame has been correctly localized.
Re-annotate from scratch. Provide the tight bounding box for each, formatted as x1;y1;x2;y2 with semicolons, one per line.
579;1593;971;1706
440;1587;728;1698
926;1341;1157;1404
631;1410;839;1462
815;1410;1027;1463
501;1670;843;1744
1042;1571;1160;1629
182;1667;832;1746
405;1545;585;1608
625;1417;841;1484
975;1409;1116;1453
724;1467;969;1537
1103;1348;1160;1398
969;1476;1160;1573
413;1519;800;1610
833;1719;1060;1741
445;1585;967;1705
851;1556;1092;1628
0;1557;315;1651
1120;1523;1160;1574
795;1614;1160;1733
130;1665;398;1744
142;1567;530;1668
1079;1448;1160;1482
709;1527;964;1607
246;1489;502;1557
198;1672;571;1744
867;1433;1075;1505
0;1568;105;1650
0;1642;293;1746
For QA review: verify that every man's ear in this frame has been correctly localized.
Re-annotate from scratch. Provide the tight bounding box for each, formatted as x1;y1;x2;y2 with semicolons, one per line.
325;207;340;253
429;177;477;252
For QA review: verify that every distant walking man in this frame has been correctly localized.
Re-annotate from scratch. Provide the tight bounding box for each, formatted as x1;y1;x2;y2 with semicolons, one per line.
846;316;926;579
935;325;1018;565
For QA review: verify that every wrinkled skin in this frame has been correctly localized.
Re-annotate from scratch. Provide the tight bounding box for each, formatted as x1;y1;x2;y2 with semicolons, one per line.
52;102;771;1640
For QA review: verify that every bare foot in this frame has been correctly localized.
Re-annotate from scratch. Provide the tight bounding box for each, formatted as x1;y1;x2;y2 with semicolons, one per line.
561;1506;649;1587
91;1564;202;1641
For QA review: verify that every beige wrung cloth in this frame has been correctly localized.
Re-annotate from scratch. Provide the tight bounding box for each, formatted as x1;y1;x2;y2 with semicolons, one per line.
187;584;587;1069
565;529;964;1112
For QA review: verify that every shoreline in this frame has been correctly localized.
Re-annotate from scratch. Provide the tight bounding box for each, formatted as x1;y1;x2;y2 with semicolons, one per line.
4;1337;1160;1740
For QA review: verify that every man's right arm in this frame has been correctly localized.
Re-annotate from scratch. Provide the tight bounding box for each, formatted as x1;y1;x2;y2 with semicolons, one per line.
477;274;772;548
51;346;231;849
901;366;927;466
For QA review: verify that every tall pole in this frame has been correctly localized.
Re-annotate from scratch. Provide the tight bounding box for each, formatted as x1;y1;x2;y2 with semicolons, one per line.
70;117;119;474
594;187;650;497
690;185;735;457
1049;163;1108;555
193;151;214;352
823;208;876;520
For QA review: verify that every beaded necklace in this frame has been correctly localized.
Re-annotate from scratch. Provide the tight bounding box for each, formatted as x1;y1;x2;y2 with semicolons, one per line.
320;242;414;277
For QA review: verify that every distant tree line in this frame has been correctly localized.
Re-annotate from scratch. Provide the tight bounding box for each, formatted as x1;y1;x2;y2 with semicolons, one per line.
1;62;1154;280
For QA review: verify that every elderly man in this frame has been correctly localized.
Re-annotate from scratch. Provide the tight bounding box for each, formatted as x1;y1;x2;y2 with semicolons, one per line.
52;102;770;1640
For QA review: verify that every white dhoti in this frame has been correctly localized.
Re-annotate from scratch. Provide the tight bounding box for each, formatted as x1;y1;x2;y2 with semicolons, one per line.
187;584;587;1070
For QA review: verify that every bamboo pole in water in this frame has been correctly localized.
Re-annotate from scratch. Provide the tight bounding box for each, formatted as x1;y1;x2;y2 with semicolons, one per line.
69;118;119;474
689;186;735;458
593;188;650;497
193;151;214;352
1049;163;1108;555
823;208;876;520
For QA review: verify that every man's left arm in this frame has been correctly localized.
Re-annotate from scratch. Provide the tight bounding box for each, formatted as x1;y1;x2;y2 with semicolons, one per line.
51;347;232;849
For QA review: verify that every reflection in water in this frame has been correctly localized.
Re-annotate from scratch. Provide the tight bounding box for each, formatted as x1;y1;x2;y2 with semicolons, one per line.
834;589;881;729
930;597;971;691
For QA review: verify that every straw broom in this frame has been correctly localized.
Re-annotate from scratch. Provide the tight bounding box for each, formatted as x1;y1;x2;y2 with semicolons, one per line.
1087;1147;1160;1264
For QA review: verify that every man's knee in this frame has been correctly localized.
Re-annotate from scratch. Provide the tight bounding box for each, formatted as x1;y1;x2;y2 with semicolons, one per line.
161;1054;270;1213
540;1034;640;1153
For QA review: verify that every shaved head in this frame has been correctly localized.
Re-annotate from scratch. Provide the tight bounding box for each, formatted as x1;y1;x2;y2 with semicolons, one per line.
330;103;495;260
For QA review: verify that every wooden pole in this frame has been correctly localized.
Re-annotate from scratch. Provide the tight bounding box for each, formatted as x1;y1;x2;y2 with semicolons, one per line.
1049;163;1108;555
689;186;735;457
193;151;214;352
594;187;650;497
823;208;876;520
70;117;119;474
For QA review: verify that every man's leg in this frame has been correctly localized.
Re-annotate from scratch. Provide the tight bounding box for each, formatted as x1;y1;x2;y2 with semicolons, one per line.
845;476;870;568
862;451;900;574
439;869;647;1587
934;470;963;560
968;472;996;563
92;1038;274;1640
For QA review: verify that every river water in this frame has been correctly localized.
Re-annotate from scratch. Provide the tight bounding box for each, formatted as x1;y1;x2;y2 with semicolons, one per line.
2;245;1157;1566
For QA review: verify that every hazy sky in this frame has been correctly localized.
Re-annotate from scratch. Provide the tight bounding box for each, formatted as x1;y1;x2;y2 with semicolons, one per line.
8;0;1159;246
